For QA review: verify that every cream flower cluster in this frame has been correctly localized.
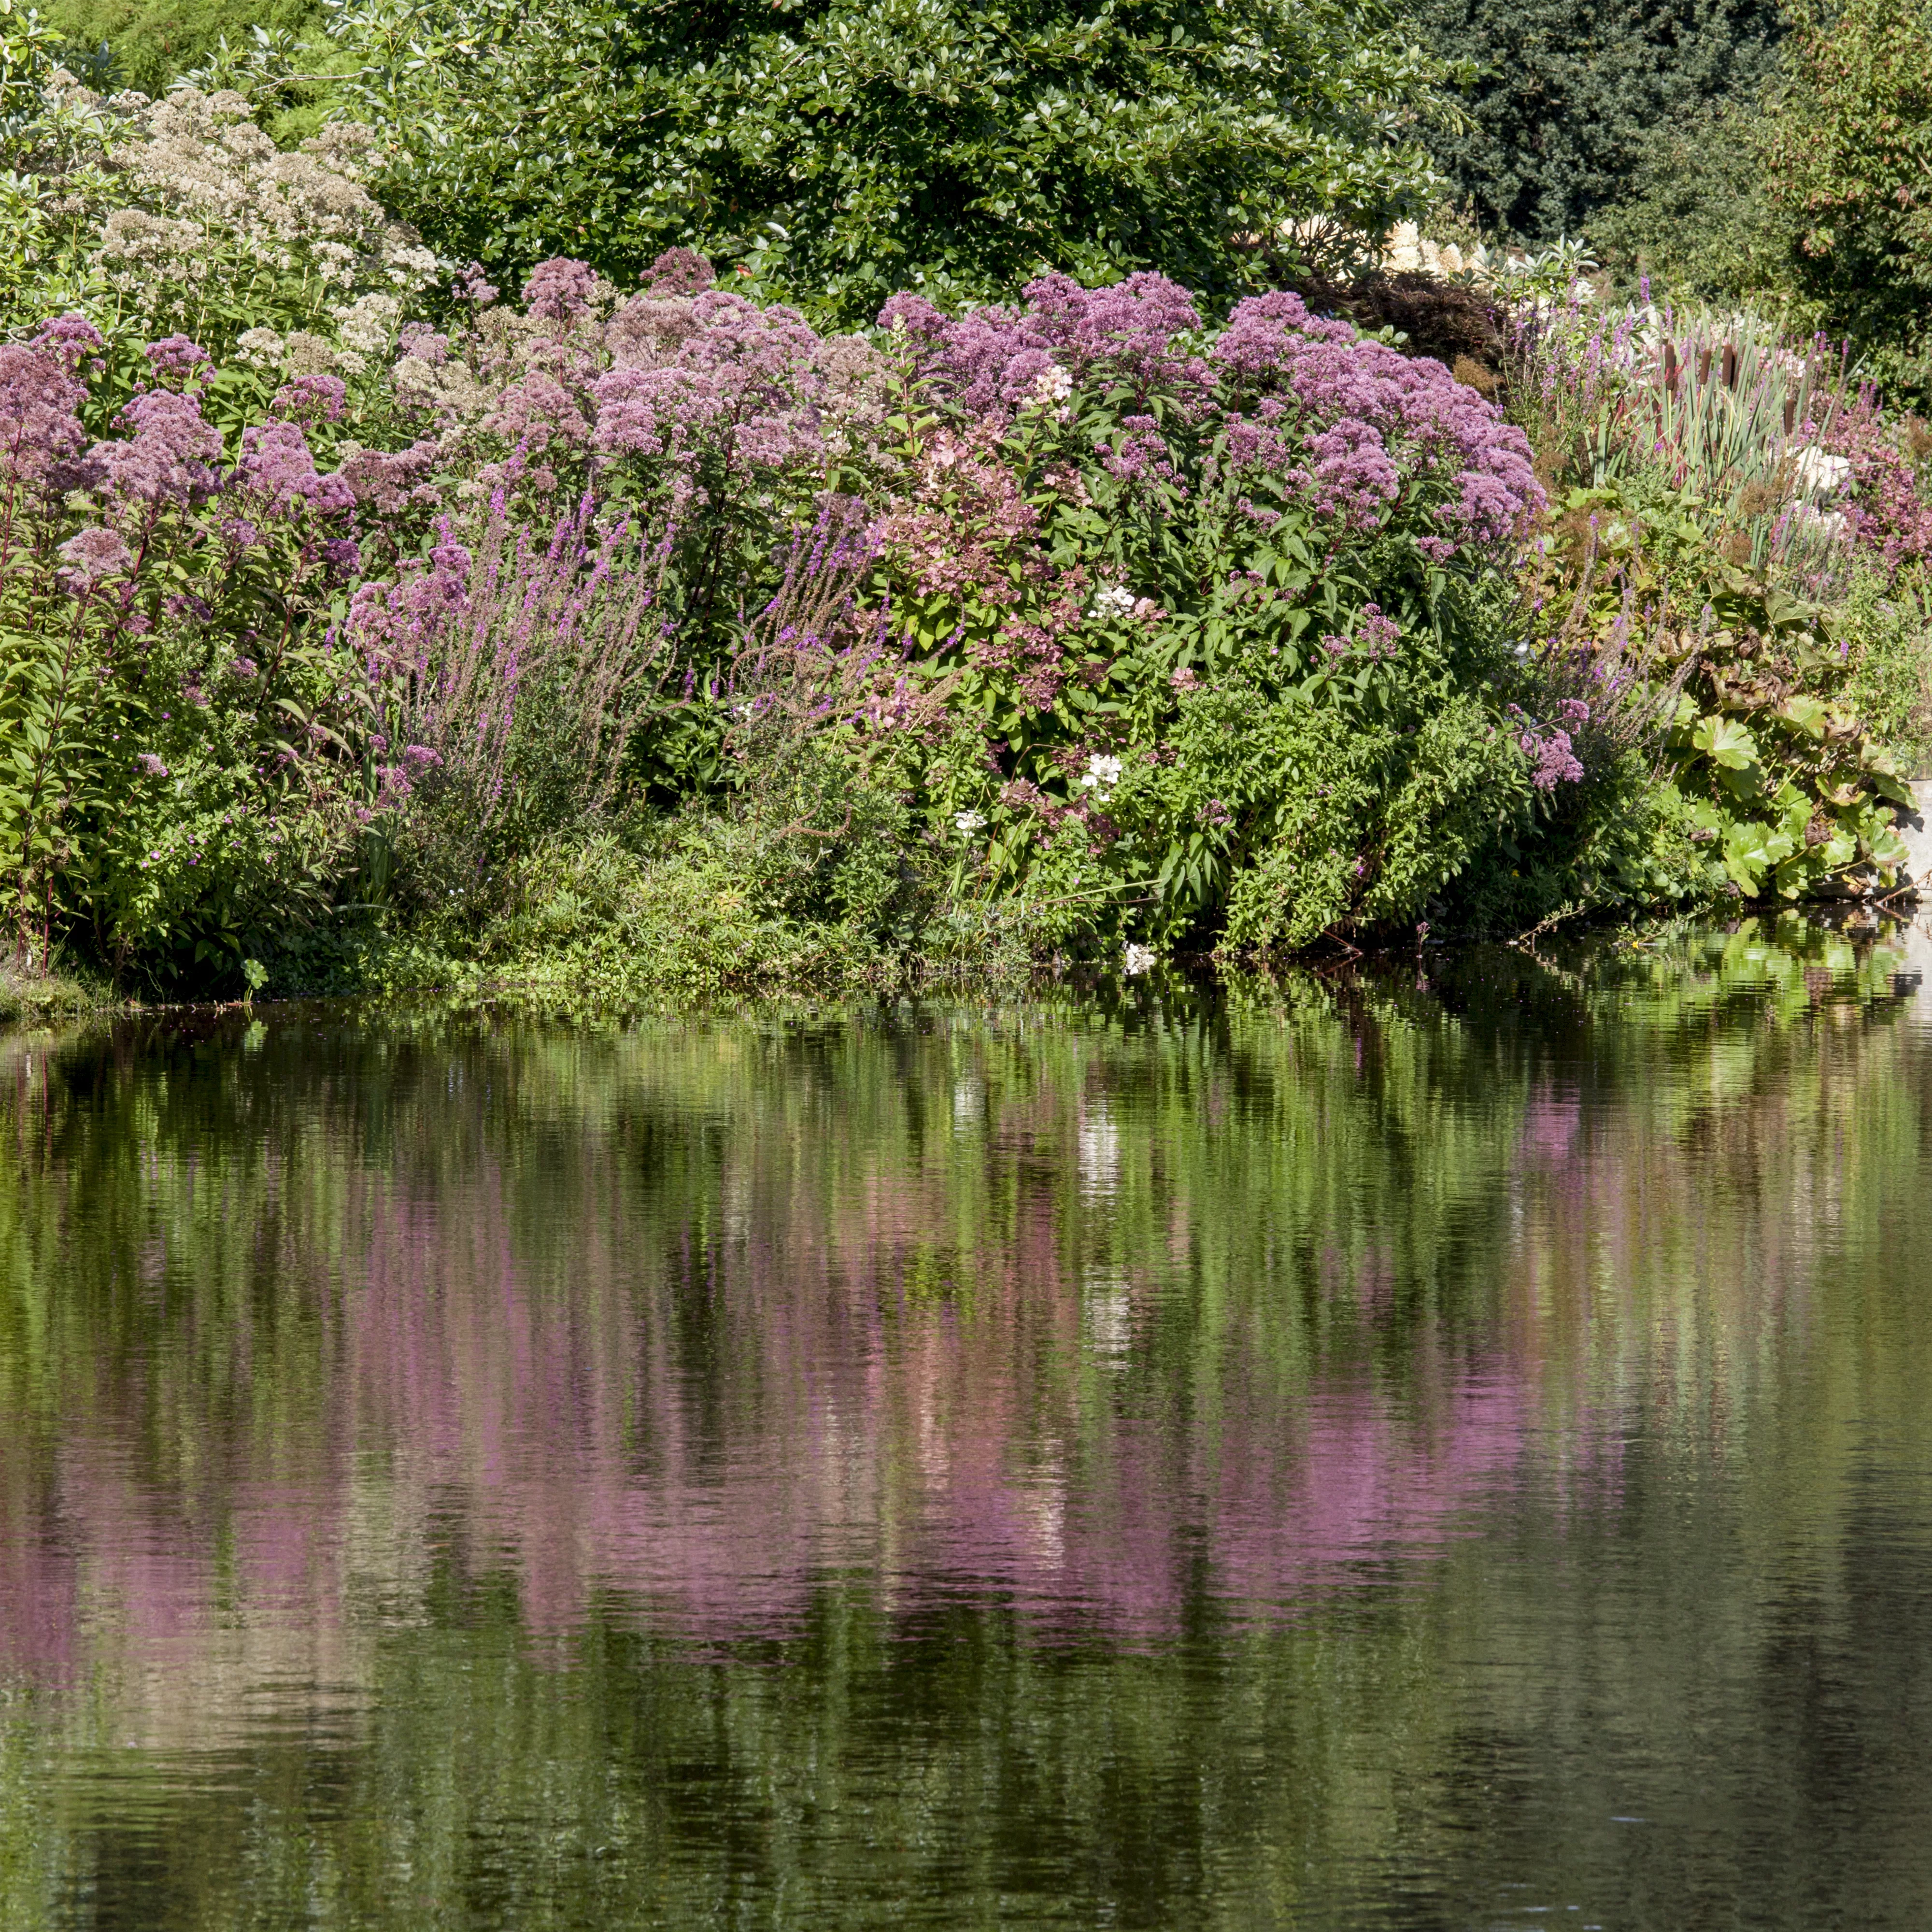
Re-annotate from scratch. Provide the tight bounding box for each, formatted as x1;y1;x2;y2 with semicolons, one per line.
18;74;437;361
1379;222;1501;285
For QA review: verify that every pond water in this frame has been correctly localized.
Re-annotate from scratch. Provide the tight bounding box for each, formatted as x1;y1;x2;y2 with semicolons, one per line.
3;923;1932;1929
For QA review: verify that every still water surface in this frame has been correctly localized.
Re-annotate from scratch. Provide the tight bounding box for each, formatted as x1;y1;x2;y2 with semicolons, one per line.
3;924;1932;1928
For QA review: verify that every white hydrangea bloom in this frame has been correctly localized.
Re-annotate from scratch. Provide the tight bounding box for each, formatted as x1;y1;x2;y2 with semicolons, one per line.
1079;753;1123;792
1791;446;1853;498
333;292;402;355
235;326;286;369
1090;583;1136;621
1031;364;1073;406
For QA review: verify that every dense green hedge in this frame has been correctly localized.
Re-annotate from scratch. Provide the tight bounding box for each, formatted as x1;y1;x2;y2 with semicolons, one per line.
318;0;1447;323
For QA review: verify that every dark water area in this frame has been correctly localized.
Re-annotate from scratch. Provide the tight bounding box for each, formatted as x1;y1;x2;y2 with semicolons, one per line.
4;923;1932;1929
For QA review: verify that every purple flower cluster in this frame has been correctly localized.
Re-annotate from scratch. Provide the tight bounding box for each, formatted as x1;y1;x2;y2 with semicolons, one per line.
337;440;443;517
271;374;348;425
1100;413;1179;485
590;287;828;476
1321;603;1403;660
342;538;474;681
880;276;1540;553
643;247;716;297
1;327;93;498
56;526;134;589
880;270;1204;415
1824;396;1932;579
454;262;499;306
1509;704;1587;790
1209;290;1542;548
143;336;213;388
397;254;879;509
92;388;224;506
522;257;605;325
234;422;356;518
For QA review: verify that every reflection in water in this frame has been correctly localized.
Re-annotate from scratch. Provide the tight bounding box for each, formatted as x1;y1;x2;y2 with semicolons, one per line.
3;919;1932;1927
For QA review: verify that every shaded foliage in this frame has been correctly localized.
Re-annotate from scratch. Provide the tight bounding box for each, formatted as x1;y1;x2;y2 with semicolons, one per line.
38;0;320;98
1413;0;1783;243
1762;0;1932;403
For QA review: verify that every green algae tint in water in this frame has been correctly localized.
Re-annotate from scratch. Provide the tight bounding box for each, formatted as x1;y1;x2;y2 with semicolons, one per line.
4;925;1932;1930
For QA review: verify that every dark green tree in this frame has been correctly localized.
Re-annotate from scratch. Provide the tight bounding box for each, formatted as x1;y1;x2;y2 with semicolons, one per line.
323;0;1447;323
1412;0;1783;242
1586;101;1777;303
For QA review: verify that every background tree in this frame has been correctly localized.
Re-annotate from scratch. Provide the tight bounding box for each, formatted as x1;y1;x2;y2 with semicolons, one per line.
1586;100;1778;304
320;0;1448;324
1411;0;1782;242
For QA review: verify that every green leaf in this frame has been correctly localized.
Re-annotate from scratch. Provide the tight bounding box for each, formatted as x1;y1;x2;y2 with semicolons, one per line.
1776;695;1831;739
1691;713;1760;771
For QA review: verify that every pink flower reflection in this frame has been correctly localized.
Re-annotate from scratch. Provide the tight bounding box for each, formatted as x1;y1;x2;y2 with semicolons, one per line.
0;1155;1587;1706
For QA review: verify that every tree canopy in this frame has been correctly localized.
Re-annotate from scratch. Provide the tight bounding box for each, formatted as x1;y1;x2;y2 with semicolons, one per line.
1763;0;1932;396
1411;0;1782;242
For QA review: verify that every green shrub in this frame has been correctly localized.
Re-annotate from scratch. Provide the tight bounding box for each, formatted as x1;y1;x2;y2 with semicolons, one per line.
1761;0;1932;403
1203;681;1528;951
1834;566;1932;775
37;0;321;99
376;750;966;1003
322;0;1448;324
1524;475;1913;901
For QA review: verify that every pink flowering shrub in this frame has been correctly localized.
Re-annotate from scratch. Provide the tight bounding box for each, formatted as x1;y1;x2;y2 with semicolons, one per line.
1821;395;1932;579
5;242;1700;979
856;273;1549;945
337;492;675;923
0;314;372;973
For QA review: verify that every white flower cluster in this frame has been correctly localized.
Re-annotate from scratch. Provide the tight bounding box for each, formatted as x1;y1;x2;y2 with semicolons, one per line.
1080;753;1123;794
235;325;347;379
1089;582;1136;621
1380;221;1500;285
1790;446;1853;498
1031;364;1074;408
953;809;987;836
1122;942;1157;977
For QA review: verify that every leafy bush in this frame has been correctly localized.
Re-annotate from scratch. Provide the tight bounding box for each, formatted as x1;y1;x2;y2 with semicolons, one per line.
1504;301;1924;902
322;0;1448;324
19;0;1932;995
1762;0;1932;404
36;0;321;99
834;272;1551;951
0;316;370;977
